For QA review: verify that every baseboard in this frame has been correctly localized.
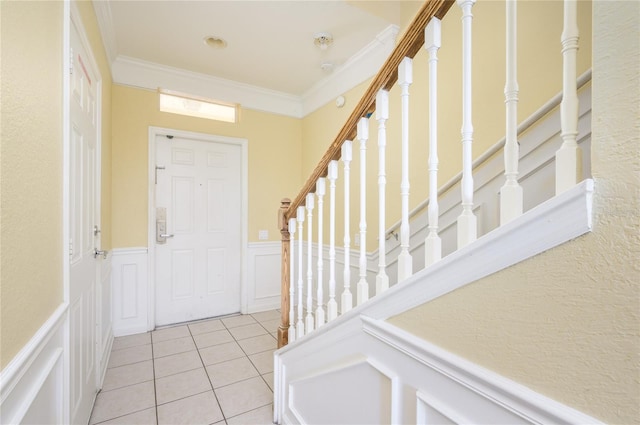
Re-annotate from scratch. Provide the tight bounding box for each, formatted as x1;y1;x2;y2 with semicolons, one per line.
0;303;68;424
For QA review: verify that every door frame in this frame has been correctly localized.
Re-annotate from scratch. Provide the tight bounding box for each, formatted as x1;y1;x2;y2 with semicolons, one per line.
147;126;249;330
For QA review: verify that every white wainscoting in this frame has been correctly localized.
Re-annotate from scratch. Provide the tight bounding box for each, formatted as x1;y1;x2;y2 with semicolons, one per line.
111;248;149;337
275;316;602;424
0;304;67;425
247;242;282;313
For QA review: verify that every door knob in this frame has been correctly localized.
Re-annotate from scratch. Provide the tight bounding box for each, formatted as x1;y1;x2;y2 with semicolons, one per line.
159;234;174;239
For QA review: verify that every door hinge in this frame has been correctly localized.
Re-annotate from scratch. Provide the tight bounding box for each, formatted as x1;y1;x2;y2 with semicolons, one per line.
69;239;73;257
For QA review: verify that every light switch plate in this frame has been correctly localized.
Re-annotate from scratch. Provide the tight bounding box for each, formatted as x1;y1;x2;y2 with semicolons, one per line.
258;230;269;240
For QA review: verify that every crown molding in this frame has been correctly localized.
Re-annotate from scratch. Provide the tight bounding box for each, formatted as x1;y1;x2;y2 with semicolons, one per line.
112;56;304;118
92;0;117;65
98;11;398;119
301;24;399;116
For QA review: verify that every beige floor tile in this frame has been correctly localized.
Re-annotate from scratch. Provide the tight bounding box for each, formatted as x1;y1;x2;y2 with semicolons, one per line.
259;319;281;334
221;315;257;329
215;376;272;418
206;357;258;388
152;325;190;343
248;350;275;375
153;336;196;358
89;381;155;424
154;350;203;378
199;341;245;366
193;329;234;349
228;323;267;341
97;407;156;424
102;360;153;391
237;334;277;355
107;344;152;369
188;318;225;335
111;333;151;351
157;391;223;425
155;367;212;405
226;404;273;425
250;310;280;323
262;372;274;391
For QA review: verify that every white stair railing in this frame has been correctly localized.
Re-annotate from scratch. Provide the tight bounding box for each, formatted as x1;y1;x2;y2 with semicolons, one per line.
424;18;442;267
357;117;370;306
277;0;586;349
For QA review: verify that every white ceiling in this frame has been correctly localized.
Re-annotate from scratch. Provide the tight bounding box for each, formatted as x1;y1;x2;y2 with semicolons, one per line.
96;1;403;108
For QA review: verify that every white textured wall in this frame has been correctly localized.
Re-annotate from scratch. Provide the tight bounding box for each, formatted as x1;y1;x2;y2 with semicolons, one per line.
388;2;640;423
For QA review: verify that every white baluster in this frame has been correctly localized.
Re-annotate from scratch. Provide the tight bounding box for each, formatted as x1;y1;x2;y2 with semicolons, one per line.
327;160;339;321
305;193;315;334
315;178;326;327
288;217;296;343
457;0;478;248
357;118;369;305
296;207;305;338
556;0;582;194
398;57;413;281
424;18;443;267
341;140;353;314
500;0;523;225
376;90;390;295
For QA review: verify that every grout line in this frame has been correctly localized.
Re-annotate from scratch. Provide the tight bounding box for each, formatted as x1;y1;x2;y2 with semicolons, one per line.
150;337;159;425
189;320;227;421
224;401;273;422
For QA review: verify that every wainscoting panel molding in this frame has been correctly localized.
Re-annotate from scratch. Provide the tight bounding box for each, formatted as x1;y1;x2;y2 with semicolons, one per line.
111;248;149;337
247;242;281;313
0;304;67;425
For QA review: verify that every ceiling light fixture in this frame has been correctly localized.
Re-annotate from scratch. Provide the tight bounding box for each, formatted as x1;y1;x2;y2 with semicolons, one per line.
203;36;227;49
314;32;333;51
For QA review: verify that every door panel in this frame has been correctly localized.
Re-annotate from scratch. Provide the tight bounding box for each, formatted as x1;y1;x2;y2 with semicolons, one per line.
155;136;242;326
69;18;99;425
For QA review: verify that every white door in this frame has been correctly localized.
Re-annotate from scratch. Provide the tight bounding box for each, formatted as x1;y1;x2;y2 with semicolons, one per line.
155;135;242;326
69;17;100;425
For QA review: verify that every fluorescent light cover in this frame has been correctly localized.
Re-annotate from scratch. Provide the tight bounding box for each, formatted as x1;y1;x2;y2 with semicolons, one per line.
159;91;237;123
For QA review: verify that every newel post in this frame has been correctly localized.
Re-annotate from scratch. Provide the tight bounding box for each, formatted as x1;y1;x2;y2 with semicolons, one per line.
277;198;291;348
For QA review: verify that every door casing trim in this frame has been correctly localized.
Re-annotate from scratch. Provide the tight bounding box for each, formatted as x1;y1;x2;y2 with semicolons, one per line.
147;126;249;330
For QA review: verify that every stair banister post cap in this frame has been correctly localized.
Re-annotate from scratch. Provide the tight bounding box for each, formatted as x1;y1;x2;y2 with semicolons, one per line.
398;57;413;85
425;17;442;50
341;140;353;161
357;117;369;141
328;160;339;180
306;192;315;210
376;90;389;120
316;178;326;196
297;206;305;222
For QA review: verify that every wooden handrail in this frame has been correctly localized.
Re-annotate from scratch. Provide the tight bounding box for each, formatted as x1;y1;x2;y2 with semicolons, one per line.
284;0;455;221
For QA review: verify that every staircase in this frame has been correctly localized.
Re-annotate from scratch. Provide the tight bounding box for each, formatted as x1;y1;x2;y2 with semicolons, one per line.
273;0;599;423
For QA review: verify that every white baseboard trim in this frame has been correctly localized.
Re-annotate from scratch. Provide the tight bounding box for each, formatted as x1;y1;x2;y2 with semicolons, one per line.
0;303;68;425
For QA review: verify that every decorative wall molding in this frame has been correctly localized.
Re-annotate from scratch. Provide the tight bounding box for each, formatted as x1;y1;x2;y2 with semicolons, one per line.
94;0;398;119
247;242;282;313
111;248;149;337
274;314;602;424
0;303;68;425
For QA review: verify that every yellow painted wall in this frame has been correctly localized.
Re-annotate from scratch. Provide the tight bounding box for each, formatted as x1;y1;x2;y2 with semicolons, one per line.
301;0;592;251
389;2;640;423
0;0;113;370
0;1;64;369
111;85;302;247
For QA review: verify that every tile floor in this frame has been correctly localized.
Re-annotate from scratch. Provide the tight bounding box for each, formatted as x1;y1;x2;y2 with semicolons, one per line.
89;310;281;424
